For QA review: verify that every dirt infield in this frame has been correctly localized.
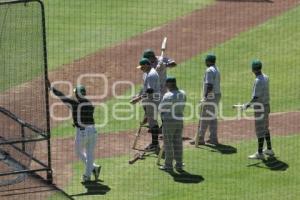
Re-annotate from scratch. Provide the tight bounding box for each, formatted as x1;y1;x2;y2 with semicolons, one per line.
1;0;300;199
1;0;299;127
49;111;300;164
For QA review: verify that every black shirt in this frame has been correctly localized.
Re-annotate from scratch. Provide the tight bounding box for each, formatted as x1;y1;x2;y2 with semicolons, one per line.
52;87;95;128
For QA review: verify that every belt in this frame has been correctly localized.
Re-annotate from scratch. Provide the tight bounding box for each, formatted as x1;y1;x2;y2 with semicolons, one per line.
73;124;85;130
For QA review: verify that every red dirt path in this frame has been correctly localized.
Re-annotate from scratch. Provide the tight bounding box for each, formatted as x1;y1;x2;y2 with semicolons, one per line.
1;0;300;199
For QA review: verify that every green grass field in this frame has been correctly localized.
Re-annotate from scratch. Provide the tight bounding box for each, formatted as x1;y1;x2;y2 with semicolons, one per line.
0;0;213;92
1;1;299;199
51;5;300;138
0;2;45;91
44;0;214;70
169;5;300;117
49;134;300;200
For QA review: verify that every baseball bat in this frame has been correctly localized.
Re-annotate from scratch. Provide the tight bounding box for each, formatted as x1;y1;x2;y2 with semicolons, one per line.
194;122;200;148
132;125;142;149
129;152;145;164
156;144;164;165
160;37;167;58
232;104;243;109
129;154;139;164
194;102;204;148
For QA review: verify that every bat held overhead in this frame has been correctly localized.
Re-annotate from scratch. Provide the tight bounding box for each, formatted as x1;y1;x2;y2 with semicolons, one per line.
160;37;167;57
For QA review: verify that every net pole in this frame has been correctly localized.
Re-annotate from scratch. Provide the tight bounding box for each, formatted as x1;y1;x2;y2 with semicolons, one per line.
38;0;53;183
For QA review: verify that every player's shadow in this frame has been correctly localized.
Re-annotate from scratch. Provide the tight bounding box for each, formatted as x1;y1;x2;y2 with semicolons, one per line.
71;181;111;197
263;157;289;171
217;0;273;3
202;143;237;154
247;157;289;171
166;170;204;184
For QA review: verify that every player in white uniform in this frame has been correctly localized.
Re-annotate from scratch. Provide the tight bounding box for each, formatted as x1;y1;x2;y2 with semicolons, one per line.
130;58;161;151
242;60;275;159
159;77;186;171
191;54;221;145
46;80;101;182
143;49;176;97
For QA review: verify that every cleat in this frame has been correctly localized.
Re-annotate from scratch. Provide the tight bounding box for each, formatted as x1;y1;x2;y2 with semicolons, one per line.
206;139;219;145
189;140;205;145
82;175;91;182
93;166;101;180
159;165;173;171
248;152;265;160
263;149;275;157
175;163;185;172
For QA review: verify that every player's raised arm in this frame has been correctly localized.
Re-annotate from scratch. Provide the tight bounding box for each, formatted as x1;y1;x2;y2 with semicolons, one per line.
46;79;76;106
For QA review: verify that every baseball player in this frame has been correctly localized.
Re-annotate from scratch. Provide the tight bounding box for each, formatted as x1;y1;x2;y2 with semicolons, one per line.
159;77;186;171
46;79;101;182
242;60;275;159
143;49;176;96
130;58;161;151
190;54;221;145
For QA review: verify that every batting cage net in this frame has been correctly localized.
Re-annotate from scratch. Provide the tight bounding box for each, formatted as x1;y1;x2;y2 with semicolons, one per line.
0;0;53;196
1;0;300;199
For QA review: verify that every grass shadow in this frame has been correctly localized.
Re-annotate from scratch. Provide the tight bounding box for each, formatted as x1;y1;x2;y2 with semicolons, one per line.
71;181;111;197
200;143;237;154
0;173;75;199
166;170;204;184
247;157;289;171
262;157;289;171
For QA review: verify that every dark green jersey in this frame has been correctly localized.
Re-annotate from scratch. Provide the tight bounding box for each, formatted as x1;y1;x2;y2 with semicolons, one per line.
52;87;95;128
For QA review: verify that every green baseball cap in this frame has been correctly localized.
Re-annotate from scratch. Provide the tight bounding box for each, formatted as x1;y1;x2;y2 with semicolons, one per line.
205;54;216;63
137;57;150;69
166;76;176;84
73;85;86;96
143;49;155;59
251;59;262;70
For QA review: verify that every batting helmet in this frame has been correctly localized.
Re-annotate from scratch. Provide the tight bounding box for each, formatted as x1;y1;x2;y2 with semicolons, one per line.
166;76;176;84
205;54;216;63
143;49;155;59
137;58;151;69
251;60;262;71
73;85;86;96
